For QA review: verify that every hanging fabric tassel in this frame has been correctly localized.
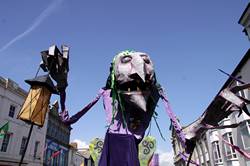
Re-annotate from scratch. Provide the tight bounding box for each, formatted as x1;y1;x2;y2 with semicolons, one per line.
109;55;127;128
153;115;166;141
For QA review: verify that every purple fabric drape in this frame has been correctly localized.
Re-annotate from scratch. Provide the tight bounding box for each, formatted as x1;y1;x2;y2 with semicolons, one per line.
98;132;140;166
149;154;159;166
60;89;104;125
159;90;186;149
102;89;113;124
102;89;153;139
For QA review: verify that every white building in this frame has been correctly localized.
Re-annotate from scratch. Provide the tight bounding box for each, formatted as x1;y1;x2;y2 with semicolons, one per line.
44;103;70;166
172;49;250;166
0;77;47;165
205;49;250;166
239;3;250;40
172;3;250;165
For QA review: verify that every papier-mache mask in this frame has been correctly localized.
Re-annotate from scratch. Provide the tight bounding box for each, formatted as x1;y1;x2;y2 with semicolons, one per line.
108;50;159;113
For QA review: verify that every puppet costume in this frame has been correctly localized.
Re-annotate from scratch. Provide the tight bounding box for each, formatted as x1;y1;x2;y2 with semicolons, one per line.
59;50;192;165
60;50;161;165
22;45;250;166
60;51;250;166
98;51;160;166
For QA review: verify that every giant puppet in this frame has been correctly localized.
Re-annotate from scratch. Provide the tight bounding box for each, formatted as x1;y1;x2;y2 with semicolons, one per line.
60;50;169;165
16;44;250;165
59;50;250;165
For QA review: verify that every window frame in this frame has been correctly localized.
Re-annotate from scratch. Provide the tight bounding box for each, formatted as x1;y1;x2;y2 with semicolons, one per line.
0;133;10;152
19;137;28;155
33;141;40;159
8;105;16;118
240;120;250;149
212;141;223;164
222;132;237;160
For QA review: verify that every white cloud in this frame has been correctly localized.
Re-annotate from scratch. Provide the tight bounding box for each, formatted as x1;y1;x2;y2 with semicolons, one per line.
0;0;63;52
72;139;89;149
157;150;174;166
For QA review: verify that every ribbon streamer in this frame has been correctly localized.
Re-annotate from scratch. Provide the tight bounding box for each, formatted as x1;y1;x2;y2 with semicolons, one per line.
179;152;200;166
159;89;186;149
219;135;250;160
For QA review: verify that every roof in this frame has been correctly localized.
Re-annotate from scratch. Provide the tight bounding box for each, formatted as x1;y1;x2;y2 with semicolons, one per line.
219;48;250;91
182;49;250;130
0;76;28;98
238;3;250;24
25;74;58;94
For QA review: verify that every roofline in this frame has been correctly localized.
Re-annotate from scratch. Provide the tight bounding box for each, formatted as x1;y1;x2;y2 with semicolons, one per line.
179;49;250;130
219;48;250;91
238;3;250;24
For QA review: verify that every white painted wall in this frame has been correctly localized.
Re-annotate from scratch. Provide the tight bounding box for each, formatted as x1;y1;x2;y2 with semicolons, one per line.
0;77;47;166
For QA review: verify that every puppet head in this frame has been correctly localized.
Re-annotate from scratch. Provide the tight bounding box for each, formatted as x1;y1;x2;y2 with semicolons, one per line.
107;50;159;112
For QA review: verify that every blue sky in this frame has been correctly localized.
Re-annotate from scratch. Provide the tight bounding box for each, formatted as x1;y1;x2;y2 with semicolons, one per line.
0;1;249;165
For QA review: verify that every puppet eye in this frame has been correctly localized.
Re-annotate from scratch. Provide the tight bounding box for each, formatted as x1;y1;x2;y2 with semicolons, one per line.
121;55;132;63
140;54;150;64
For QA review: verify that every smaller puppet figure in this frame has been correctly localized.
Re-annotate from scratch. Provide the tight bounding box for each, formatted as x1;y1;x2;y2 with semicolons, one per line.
138;136;157;166
40;45;70;112
89;138;104;166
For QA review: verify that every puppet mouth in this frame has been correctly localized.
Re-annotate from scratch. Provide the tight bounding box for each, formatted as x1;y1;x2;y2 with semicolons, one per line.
117;78;152;95
117;80;151;112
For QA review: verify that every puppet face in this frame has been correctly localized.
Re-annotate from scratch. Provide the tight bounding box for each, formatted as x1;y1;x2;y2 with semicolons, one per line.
113;51;156;112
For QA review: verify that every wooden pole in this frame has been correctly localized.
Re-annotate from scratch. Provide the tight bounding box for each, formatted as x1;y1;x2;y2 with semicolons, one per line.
19;123;34;166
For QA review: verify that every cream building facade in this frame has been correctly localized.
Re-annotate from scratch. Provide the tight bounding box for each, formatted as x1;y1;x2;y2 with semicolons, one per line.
0;77;47;165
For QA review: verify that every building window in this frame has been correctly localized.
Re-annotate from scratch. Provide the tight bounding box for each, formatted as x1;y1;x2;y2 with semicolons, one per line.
212;141;222;163
8;105;16;118
193;148;199;164
0;133;10;152
241;120;250;149
45;149;52;163
19;137;27;155
197;142;204;164
34;141;40;159
223;132;237;160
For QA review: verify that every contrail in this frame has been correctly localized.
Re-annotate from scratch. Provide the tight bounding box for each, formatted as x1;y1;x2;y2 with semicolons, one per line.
0;0;63;52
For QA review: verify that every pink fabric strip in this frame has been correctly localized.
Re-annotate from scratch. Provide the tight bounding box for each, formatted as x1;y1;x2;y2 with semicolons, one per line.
220;135;250;160
179;152;200;166
206;124;250;160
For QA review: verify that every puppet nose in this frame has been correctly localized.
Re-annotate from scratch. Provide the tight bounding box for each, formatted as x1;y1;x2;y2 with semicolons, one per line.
130;57;146;82
129;72;145;83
